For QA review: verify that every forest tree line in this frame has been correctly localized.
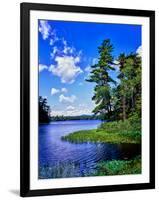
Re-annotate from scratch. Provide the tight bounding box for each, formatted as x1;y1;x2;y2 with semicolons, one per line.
86;39;141;123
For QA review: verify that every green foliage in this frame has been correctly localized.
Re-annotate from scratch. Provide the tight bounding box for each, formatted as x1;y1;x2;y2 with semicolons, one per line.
39;157;141;178
39;96;51;123
62;119;141;144
86;38;141;122
99;118;141;133
51;115;101;121
116;53;141;120
86;39;116;119
94;156;141;176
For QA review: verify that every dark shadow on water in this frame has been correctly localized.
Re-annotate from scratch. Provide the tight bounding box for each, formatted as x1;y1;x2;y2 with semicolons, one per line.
9;189;19;196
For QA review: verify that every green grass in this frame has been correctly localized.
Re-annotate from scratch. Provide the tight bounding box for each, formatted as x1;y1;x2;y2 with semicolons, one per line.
94;156;141;176
39;156;141;178
61;120;141;144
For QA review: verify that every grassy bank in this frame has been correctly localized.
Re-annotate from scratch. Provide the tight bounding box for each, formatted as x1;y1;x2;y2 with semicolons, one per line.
61;119;141;144
94;156;141;176
39;156;141;178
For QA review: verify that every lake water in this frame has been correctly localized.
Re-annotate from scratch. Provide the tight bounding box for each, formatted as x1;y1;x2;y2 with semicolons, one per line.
39;120;141;179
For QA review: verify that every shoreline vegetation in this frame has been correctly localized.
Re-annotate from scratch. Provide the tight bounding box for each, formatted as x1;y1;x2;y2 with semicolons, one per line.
39;156;141;179
60;119;141;176
61;119;141;144
94;156;141;176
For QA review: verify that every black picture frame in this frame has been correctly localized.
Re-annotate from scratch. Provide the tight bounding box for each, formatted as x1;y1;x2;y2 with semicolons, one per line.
20;2;155;197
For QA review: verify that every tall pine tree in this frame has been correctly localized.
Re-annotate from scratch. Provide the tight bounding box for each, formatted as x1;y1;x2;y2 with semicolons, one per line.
86;39;116;120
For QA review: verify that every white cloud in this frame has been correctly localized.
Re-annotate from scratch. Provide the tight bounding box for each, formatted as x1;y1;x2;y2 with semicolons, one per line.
49;39;54;46
62;38;75;55
74;56;80;63
51;87;68;95
39;64;48;72
39;20;51;40
62;38;67;46
59;94;76;103
66;105;75;111
50;104;93;116
50;46;58;59
63;46;74;54
113;60;119;65
61;88;67;93
49;36;59;46
92;58;98;65
85;65;91;72
112;60;120;71
48;64;55;72
48;35;83;83
136;45;142;57
51;88;60;95
49;56;83;83
50;38;55;46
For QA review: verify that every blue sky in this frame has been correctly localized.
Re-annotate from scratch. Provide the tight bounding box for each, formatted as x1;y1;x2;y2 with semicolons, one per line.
38;20;141;116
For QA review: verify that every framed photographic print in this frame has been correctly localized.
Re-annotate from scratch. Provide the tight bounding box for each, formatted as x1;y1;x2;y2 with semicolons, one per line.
20;2;155;197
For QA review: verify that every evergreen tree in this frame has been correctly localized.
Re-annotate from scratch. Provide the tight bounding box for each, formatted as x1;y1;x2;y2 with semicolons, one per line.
87;38;141;122
117;53;141;120
117;53;127;120
86;39;116;120
39;96;51;123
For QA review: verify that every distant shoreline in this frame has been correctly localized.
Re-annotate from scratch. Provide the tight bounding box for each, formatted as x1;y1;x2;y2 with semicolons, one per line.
50;115;102;122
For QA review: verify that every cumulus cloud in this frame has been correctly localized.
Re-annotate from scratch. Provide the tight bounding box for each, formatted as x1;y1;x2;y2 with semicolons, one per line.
39;64;48;72
51;87;68;95
111;60;120;71
50;46;58;59
50;104;93;116
50;39;54;45
39;20;59;45
48;64;55;72
62;39;75;55
49;36;59;46
62;39;67;47
92;58;98;65
84;65;91;72
51;88;60;95
136;46;142;57
39;20;51;40
40;26;83;84
63;46;74;54
49;56;83;83
61;88;67;93
59;94;76;103
66;105;75;111
113;60;119;65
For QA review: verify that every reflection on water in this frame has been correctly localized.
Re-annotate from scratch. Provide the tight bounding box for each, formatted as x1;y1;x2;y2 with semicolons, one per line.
39;120;141;179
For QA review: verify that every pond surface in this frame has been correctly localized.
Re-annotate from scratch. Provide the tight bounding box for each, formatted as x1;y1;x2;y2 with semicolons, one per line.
39;120;141;179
